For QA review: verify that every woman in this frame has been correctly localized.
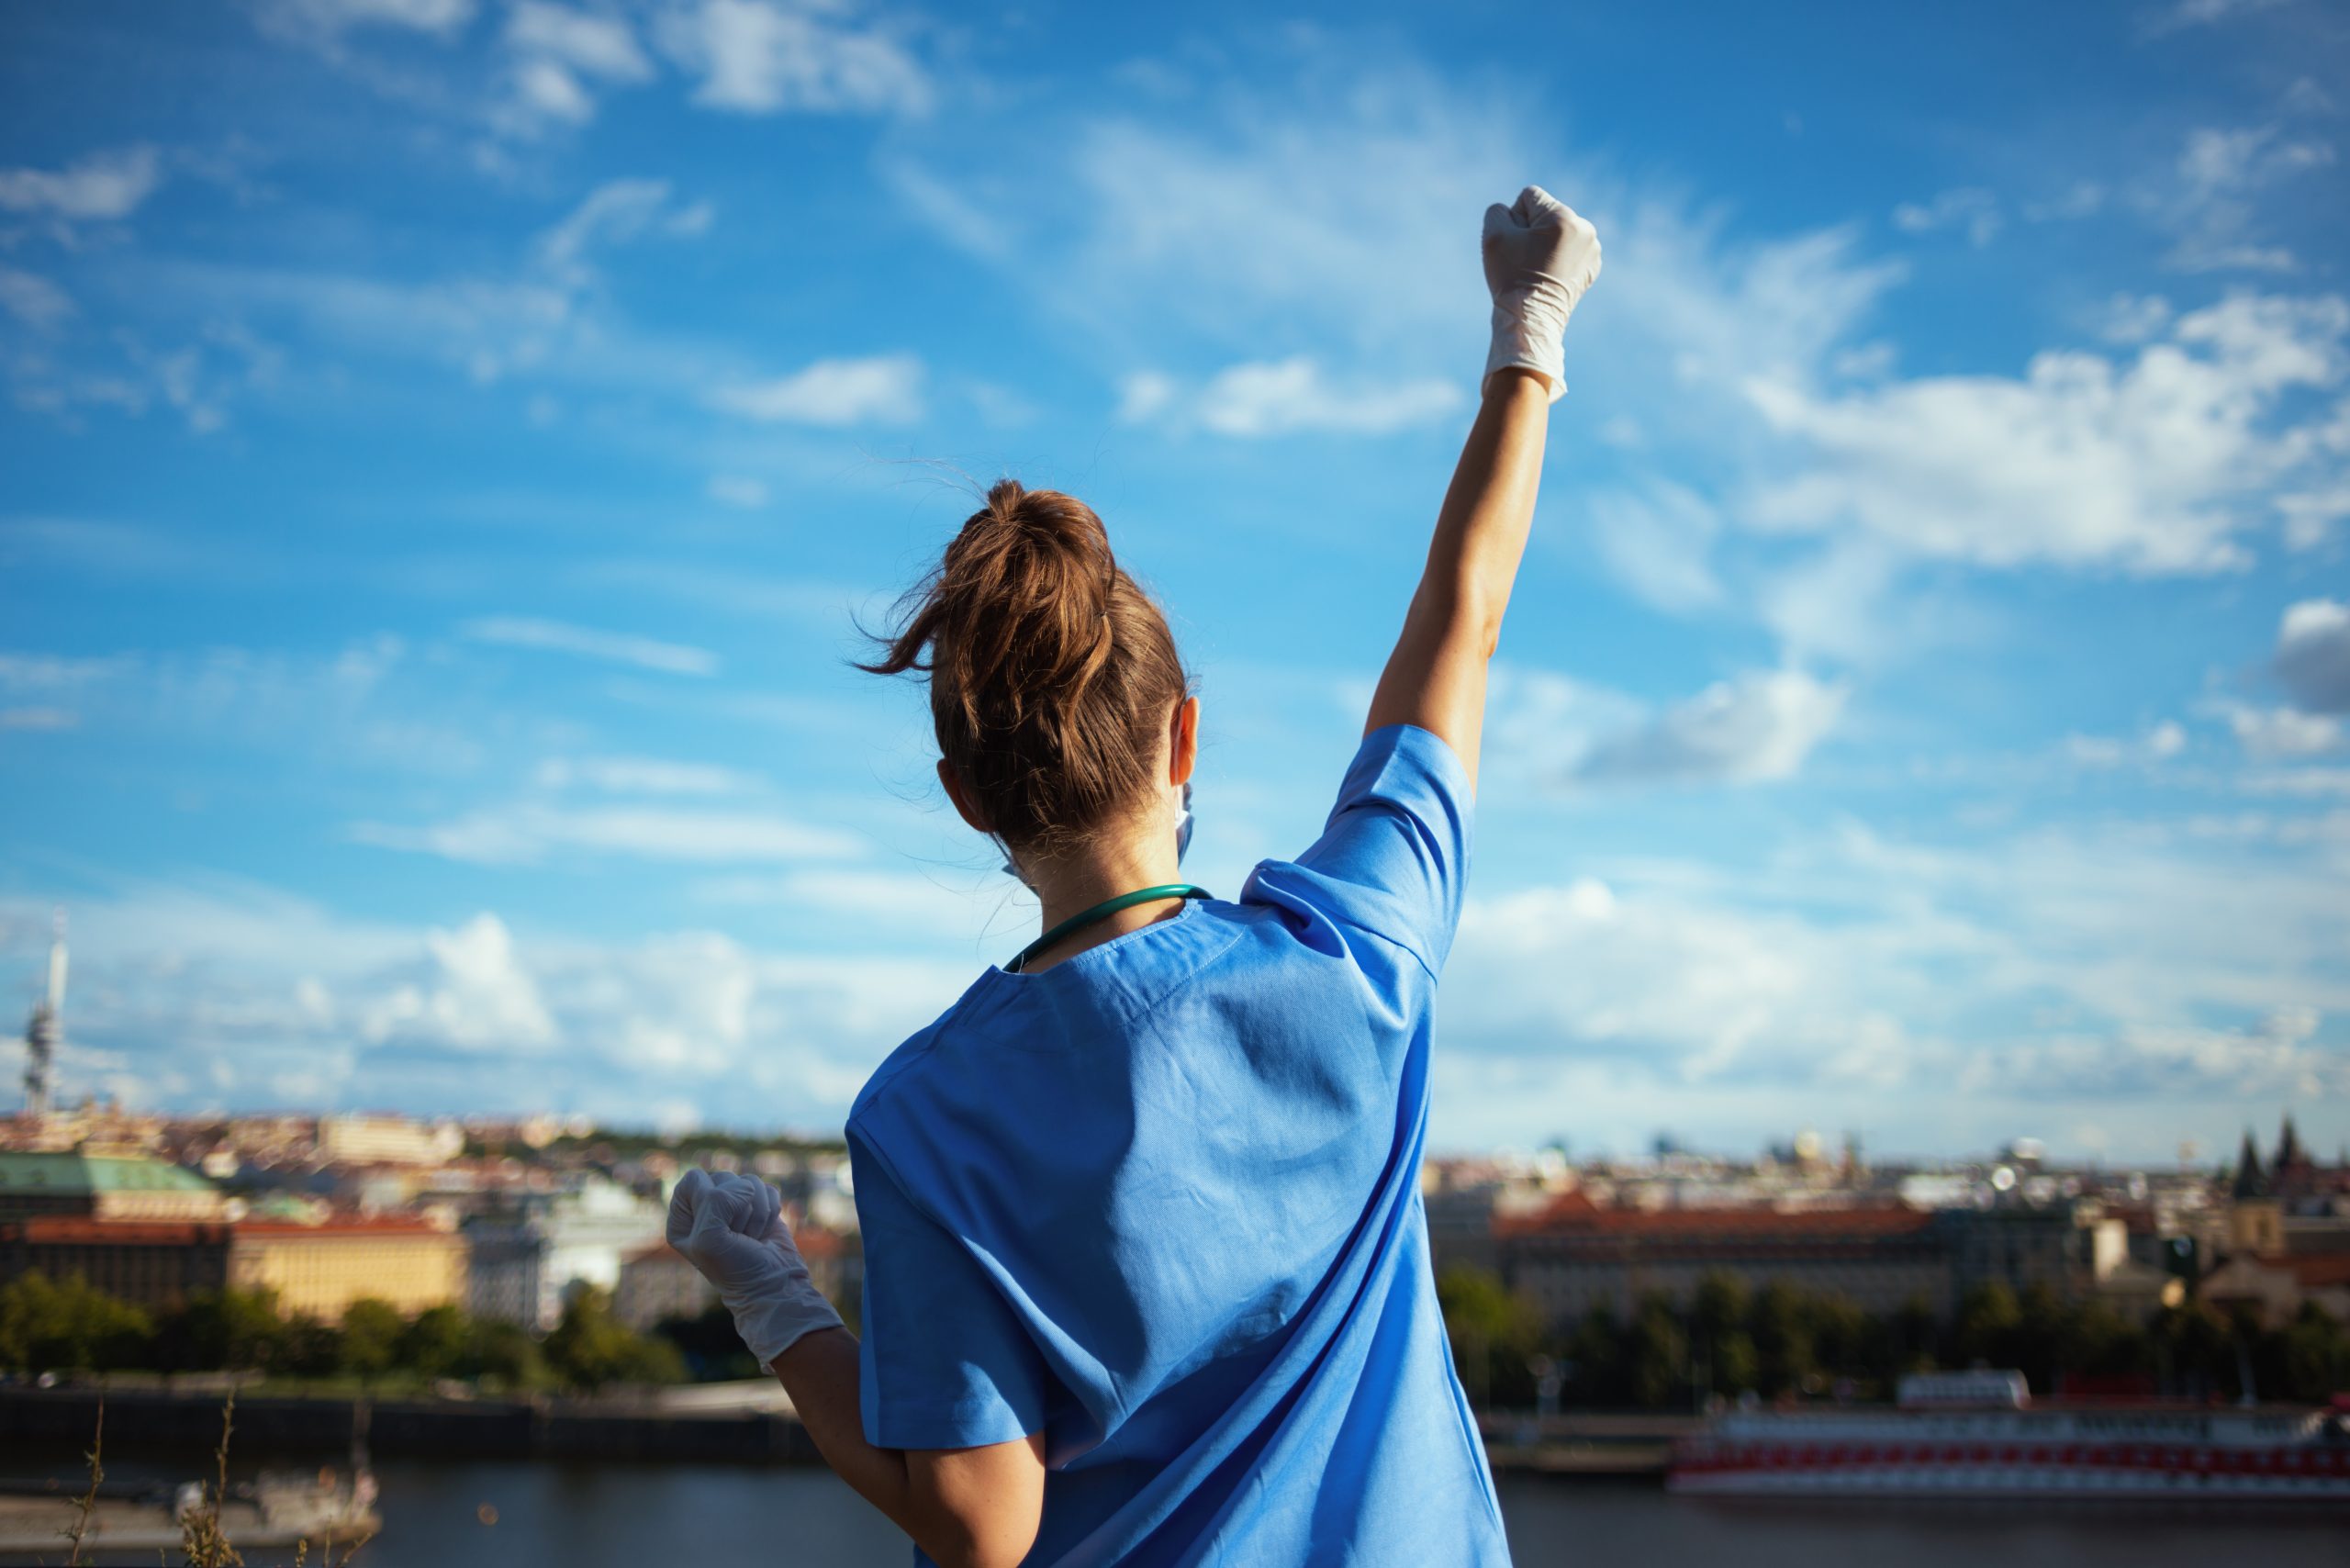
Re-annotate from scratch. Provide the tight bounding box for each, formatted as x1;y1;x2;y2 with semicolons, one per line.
670;185;1601;1566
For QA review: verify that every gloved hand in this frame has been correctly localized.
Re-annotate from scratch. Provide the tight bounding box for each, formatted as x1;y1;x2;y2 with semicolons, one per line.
1482;185;1602;402
666;1168;845;1372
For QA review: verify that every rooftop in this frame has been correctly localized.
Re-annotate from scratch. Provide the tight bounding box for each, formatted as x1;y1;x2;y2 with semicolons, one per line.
0;1151;218;1197
1496;1194;1935;1240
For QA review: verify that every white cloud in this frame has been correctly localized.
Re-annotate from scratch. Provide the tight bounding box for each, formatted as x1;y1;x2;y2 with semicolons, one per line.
1746;293;2350;573
2165;124;2334;273
1125;358;1464;439
0;267;73;331
1892;187;2001;247
705;474;769;509
507;1;649;78
460;614;720;676
535;179;711;283
655;0;930;117
2141;0;2290;36
360;913;556;1051
2276;598;2350;713
0;881;978;1126
512;57;595;122
0;707;78;732
535;755;757;794
253;0;476;46
1587;481;1724;614
349;803;862;865
2066;720;2188;767
1572;669;1847;787
0;145;162;221
709;353;923;425
501;2;654;129
2206;698;2344;760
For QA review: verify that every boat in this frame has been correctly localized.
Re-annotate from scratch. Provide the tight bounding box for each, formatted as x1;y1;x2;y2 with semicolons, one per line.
1667;1371;2350;1499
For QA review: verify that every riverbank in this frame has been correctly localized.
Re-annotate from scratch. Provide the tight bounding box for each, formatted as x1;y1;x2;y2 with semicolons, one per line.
0;1383;823;1466
2;1385;1690;1474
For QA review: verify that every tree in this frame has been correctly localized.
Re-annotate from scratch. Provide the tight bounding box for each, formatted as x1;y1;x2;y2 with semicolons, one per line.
273;1314;342;1378
1953;1282;2022;1371
656;1303;761;1382
398;1304;471;1380
157;1289;284;1372
1436;1266;1541;1408
1565;1304;1630;1406
455;1317;546;1391
1751;1282;1817;1395
339;1298;404;1382
544;1287;683;1391
0;1272;154;1372
1626;1293;1688;1409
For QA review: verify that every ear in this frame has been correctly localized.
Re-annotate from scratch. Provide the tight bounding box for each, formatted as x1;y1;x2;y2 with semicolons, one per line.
1169;696;1200;788
937;759;993;834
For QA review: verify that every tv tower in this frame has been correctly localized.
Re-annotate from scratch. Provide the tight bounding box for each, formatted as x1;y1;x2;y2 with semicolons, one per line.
22;911;64;1121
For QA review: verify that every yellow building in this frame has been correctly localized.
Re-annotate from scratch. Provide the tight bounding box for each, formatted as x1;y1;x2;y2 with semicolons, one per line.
229;1215;466;1320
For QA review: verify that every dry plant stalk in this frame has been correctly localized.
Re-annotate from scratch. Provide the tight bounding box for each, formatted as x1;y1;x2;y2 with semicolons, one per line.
63;1397;103;1566
179;1391;244;1568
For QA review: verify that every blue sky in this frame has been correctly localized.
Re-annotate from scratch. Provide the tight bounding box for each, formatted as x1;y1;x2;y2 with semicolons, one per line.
3;0;2346;1161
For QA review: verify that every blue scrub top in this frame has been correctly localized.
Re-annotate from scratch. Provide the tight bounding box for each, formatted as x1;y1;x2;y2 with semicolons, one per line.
846;724;1511;1567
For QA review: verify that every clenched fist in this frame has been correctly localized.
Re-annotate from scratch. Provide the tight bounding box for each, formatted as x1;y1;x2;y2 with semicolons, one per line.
1483;185;1602;401
667;1167;845;1372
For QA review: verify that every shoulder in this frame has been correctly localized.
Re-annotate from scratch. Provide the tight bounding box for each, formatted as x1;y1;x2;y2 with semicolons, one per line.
847;971;999;1133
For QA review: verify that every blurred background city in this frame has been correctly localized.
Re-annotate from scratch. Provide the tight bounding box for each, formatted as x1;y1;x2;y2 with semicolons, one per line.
3;0;2348;1560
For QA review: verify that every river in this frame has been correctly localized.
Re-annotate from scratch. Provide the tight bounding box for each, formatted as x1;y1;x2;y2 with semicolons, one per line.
341;1459;2350;1566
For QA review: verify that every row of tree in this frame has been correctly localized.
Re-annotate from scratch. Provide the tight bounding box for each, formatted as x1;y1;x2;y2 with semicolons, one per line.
1437;1266;2350;1409
0;1271;694;1392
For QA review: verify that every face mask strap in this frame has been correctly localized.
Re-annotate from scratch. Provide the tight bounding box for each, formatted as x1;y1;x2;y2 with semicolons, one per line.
996;781;1195;882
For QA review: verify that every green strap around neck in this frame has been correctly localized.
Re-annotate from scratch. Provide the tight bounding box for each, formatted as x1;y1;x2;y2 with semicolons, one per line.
1007;883;1212;974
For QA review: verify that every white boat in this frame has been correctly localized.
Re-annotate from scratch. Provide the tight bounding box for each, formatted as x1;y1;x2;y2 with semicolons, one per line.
1669;1373;2350;1499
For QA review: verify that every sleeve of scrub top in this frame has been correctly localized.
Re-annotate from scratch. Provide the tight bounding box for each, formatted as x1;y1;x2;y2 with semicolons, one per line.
852;1140;1052;1450
1284;722;1473;975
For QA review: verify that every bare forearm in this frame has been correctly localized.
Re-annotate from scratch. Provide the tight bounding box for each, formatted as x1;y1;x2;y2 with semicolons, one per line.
1365;367;1551;786
774;1328;1041;1568
775;1328;918;1522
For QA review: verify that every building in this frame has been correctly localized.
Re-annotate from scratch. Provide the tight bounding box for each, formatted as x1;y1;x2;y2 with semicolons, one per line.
229;1215;466;1320
1940;1204;2109;1306
316;1114;464;1169
466;1177;666;1330
0;1151;227;1223
1494;1196;1951;1327
2200;1251;2350;1325
612;1240;713;1330
0;1218;233;1310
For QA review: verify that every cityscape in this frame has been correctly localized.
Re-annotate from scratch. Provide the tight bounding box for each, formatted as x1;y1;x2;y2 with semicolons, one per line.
6;916;2344;1409
6;0;2349;1557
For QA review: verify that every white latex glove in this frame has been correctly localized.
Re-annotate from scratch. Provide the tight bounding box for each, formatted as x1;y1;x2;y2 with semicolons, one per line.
1482;185;1602;402
666;1168;844;1372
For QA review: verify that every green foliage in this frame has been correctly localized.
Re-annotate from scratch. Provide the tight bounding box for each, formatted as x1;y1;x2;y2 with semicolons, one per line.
0;1272;153;1372
1438;1263;2350;1412
157;1288;285;1372
1436;1265;1543;1407
338;1297;405;1381
543;1286;686;1392
655;1302;763;1381
397;1303;472;1380
0;1270;677;1393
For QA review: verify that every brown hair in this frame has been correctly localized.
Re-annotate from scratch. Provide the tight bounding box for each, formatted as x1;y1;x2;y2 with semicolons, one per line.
861;479;1191;857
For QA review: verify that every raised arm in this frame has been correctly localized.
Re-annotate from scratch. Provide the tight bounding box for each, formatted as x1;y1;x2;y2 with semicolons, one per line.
1365;186;1601;791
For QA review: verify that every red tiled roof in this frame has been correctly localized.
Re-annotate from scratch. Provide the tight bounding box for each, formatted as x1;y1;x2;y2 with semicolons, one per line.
1495;1199;1931;1240
2286;1253;2350;1289
3;1219;231;1245
232;1216;453;1238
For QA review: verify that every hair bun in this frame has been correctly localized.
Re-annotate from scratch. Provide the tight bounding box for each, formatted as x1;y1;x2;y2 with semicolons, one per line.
861;478;1191;855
